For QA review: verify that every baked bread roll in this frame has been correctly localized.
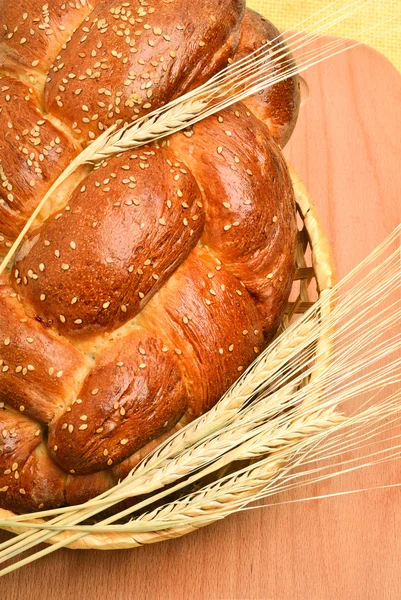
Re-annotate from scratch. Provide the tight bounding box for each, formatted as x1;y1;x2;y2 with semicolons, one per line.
0;1;300;512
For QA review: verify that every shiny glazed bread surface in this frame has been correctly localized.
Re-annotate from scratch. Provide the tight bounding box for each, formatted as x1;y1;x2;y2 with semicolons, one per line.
0;0;299;512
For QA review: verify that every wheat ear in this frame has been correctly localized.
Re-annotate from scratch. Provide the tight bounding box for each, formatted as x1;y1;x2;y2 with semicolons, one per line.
1;0;399;275
0;223;399;571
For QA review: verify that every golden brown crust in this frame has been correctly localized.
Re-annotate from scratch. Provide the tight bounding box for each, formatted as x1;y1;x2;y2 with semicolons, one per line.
14;145;204;339
0;75;82;255
0;0;102;83
170;102;297;335
0;409;67;512
48;329;188;474
234;8;300;148
65;469;116;506
45;0;245;142
15;444;67;511
141;247;265;416
0;278;89;423
0;405;116;512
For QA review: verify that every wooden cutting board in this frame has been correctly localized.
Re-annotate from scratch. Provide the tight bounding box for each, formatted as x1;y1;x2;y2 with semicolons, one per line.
1;38;401;600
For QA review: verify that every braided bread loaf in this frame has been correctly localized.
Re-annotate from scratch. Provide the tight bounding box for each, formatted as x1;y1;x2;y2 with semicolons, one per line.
0;0;300;512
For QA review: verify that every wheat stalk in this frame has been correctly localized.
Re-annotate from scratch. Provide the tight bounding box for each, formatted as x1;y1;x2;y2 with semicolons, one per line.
0;223;399;573
8;395;400;535
5;397;401;536
5;319;315;529
2;223;400;532
0;0;399;275
0;247;399;570
96;395;401;535
0;405;343;539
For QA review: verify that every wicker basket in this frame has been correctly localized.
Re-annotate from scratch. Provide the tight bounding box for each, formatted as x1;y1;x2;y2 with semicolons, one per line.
0;164;336;550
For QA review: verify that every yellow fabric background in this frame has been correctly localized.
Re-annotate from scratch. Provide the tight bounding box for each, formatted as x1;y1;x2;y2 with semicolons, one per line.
247;0;401;72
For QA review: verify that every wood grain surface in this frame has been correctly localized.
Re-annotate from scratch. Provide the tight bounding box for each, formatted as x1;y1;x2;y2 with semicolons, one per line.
1;38;401;600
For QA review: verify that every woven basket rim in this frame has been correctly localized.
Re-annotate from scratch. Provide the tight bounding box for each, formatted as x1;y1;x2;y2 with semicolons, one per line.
0;163;336;550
